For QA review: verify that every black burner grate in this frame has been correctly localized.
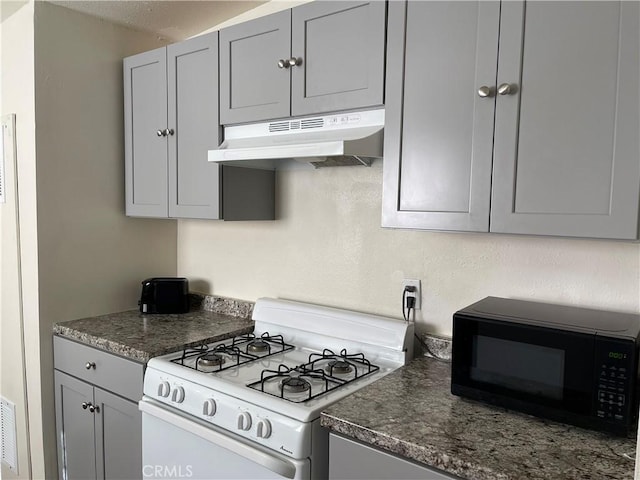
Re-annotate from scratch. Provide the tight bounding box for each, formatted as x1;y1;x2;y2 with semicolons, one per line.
171;332;294;373
247;348;380;402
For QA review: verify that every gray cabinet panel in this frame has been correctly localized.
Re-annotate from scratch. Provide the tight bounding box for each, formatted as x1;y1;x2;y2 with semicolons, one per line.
221;166;275;221
220;10;291;124
95;388;142;480
124;47;168;217
55;371;97;480
291;1;385;116
329;434;458;480
53;336;144;401
382;1;500;231
167;32;221;219
490;1;640;239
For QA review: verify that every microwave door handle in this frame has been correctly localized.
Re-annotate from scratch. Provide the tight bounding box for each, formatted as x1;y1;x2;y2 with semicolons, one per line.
138;399;297;479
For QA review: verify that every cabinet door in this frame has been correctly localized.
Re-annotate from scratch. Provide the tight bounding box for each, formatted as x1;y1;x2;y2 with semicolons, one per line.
220;10;291;124
55;371;97;480
94;388;142;480
124;47;169;217
291;1;386;117
329;434;456;480
382;1;500;231
167;32;221;219
491;1;640;239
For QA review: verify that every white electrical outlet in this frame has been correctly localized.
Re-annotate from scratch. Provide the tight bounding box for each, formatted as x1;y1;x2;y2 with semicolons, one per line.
402;279;421;310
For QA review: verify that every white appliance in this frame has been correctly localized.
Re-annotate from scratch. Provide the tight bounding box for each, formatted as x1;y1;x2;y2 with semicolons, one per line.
208;109;384;169
140;298;413;479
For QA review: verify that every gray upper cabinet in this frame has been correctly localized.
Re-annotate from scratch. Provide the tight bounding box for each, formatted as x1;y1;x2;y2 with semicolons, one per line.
490;1;640;239
383;0;640;240
382;1;500;232
220;10;292;124
124;32;221;220
291;1;386;117
219;1;386;125
124;47;168;218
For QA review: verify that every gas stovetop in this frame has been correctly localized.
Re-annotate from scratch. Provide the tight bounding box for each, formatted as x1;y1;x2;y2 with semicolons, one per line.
142;298;414;458
168;333;382;404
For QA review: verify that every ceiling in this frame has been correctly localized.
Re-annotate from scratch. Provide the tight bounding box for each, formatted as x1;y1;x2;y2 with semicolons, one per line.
44;0;267;41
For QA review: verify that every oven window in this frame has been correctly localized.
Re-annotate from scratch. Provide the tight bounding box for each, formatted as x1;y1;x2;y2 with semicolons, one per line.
470;335;565;400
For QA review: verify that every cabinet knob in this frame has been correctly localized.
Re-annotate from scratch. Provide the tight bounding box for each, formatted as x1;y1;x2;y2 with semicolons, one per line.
477;86;494;98
88;404;99;413
85;362;96;370
288;57;301;67
82;402;89;409
277;59;290;69
498;83;517;95
164;128;174;136
157;129;165;137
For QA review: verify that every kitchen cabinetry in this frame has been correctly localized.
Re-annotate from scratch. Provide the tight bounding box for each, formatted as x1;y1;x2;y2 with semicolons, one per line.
382;1;640;240
124;33;274;220
329;434;456;480
219;1;386;125
54;336;144;480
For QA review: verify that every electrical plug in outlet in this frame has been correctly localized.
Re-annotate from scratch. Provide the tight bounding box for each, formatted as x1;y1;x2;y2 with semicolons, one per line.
402;279;421;310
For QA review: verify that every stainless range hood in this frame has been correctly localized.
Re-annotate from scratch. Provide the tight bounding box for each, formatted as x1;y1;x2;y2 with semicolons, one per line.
208;109;384;169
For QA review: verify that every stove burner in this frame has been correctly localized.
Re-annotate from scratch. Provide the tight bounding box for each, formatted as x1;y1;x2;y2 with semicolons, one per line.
198;352;225;367
281;376;311;394
247;339;270;354
326;360;353;375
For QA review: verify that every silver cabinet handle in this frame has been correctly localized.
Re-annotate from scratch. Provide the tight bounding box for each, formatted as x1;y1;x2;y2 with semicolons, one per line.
277;59;290;69
288;57;301;67
477;86;494;98
85;362;96;370
164;128;174;136
88;404;99;413
498;83;516;95
82;402;89;409
157;130;165;137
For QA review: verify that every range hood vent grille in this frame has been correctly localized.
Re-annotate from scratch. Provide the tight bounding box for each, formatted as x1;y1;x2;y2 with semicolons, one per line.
268;116;325;133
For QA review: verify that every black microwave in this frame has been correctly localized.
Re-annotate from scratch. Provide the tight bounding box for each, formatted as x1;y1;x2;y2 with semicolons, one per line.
451;297;640;436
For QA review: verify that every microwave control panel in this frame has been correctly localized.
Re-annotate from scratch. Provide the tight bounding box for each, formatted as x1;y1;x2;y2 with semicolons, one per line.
594;339;636;424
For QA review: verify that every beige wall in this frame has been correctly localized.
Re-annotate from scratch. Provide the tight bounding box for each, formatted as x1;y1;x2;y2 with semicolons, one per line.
2;2;176;478
1;4;36;478
178;162;640;333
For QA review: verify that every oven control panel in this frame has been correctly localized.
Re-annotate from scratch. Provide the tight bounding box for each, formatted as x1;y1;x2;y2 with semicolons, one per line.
143;367;312;458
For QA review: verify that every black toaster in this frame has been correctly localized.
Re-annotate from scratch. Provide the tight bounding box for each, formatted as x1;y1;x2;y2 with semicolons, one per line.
139;277;189;314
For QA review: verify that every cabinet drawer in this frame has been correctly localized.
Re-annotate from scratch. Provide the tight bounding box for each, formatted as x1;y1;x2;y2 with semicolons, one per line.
54;336;143;401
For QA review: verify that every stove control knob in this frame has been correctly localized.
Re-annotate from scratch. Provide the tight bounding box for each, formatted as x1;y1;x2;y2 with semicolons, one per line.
157;381;171;398
171;386;185;403
256;419;272;439
202;399;217;417
237;412;252;431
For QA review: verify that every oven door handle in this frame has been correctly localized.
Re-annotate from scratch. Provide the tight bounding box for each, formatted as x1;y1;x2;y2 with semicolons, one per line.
139;400;297;479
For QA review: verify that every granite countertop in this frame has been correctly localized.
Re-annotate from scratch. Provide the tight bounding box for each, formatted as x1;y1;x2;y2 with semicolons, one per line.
53;295;255;363
321;356;636;480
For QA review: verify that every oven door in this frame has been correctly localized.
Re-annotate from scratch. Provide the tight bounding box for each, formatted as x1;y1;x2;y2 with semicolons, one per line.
139;398;310;480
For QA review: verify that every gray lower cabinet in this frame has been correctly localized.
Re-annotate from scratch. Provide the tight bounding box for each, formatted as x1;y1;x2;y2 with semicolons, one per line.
124;32;274;220
382;1;640;240
219;1;386;125
329;434;458;480
54;336;144;480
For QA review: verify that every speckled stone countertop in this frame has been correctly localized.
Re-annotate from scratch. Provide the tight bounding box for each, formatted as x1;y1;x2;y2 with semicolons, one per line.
321;356;636;480
53;294;254;363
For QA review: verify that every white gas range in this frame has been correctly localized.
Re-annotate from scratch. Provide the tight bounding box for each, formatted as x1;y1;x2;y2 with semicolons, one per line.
140;298;414;479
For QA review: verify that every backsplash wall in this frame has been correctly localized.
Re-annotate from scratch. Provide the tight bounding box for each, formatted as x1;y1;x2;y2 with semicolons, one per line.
177;161;640;335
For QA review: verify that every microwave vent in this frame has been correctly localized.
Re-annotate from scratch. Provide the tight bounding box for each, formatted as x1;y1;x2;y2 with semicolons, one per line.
268;121;289;133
